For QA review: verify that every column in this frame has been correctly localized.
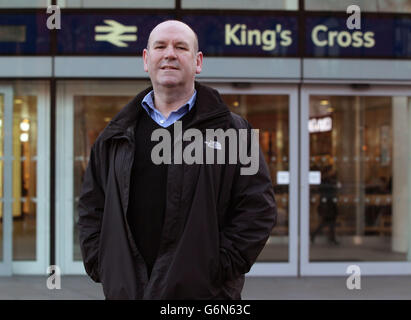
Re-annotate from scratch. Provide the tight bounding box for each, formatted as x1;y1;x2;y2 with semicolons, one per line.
392;96;408;254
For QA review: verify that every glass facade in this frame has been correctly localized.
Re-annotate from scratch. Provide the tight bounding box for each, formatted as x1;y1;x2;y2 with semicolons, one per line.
0;81;48;275
69;88;291;263
3;79;406;276
72;95;134;261
66;80;151;262
309;95;411;262
221;94;290;262
0;79;408;276
12;96;37;261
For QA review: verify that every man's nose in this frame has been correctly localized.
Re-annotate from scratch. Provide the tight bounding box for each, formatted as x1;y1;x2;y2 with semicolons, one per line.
164;45;177;59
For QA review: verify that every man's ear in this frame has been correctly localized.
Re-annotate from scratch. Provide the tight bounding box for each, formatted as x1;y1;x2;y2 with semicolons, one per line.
195;51;203;74
143;48;149;72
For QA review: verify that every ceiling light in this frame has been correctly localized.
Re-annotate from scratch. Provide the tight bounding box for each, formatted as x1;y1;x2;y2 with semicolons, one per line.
20;133;29;142
20;120;30;131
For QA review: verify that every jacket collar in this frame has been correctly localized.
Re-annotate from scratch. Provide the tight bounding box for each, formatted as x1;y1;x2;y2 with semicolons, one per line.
100;81;230;142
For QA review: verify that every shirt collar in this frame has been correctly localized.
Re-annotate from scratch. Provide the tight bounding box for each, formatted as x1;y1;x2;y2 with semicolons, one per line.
141;89;197;116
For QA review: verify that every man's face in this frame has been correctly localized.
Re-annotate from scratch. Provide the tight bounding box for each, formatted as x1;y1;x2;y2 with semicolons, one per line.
143;21;203;89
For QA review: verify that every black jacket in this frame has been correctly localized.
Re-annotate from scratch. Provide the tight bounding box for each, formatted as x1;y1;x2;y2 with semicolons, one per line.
77;82;277;299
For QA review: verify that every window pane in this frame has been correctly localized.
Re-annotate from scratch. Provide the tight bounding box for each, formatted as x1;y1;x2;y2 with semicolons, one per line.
12;96;37;261
305;0;411;13
309;95;411;262
221;94;289;262
59;0;174;8
183;0;298;10
73;95;136;261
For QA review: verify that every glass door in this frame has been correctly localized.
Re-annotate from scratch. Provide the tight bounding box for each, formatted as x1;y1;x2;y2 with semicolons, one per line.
301;85;411;275
10;81;50;275
56;80;150;274
0;81;50;275
0;86;13;276
212;83;299;276
56;80;298;276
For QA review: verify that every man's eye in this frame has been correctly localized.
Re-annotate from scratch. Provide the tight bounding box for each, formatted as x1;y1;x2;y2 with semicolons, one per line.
177;47;187;50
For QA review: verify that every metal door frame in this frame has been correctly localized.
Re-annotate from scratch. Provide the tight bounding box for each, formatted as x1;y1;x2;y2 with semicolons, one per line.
0;86;13;276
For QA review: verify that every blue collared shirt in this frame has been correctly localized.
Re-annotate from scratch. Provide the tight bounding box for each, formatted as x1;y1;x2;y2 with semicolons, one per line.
141;90;197;128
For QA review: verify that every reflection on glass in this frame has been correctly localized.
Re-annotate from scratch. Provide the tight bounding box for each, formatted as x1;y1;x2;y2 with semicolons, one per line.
73;95;134;261
221;94;289;262
12;96;37;261
309;95;410;262
0;94;3;262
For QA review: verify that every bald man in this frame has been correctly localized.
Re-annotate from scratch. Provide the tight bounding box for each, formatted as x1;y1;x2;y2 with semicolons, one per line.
78;20;277;300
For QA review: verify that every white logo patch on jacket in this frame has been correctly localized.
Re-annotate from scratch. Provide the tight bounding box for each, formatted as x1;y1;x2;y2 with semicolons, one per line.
204;140;222;150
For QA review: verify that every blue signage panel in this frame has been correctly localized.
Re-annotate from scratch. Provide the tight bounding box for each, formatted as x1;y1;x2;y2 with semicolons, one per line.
0;14;50;54
58;14;174;54
182;14;299;56
305;16;411;58
0;12;410;58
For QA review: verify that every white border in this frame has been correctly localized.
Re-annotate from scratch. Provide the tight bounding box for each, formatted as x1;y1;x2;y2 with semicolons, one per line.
300;84;411;276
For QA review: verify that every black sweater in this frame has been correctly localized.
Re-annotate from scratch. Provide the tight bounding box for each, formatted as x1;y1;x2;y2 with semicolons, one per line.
127;106;197;278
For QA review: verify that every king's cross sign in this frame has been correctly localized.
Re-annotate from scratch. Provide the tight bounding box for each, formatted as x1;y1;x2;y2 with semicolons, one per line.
94;20;137;47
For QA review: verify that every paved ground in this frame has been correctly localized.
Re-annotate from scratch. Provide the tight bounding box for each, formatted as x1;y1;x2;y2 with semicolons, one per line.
1;275;411;300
